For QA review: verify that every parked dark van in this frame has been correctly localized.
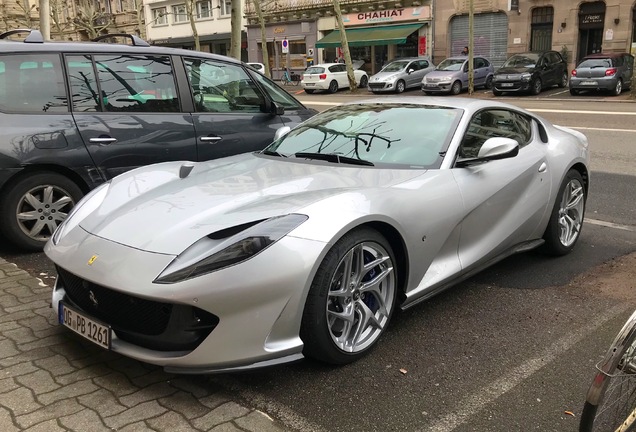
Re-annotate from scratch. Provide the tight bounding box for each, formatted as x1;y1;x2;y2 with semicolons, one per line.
569;53;634;96
0;29;316;250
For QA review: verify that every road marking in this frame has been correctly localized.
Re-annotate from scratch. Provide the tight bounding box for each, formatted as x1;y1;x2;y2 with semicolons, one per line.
529;108;636;116
422;303;631;432
585;218;636;232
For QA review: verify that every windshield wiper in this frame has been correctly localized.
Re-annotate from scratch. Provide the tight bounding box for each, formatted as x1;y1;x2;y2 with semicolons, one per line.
261;149;287;158
293;152;374;166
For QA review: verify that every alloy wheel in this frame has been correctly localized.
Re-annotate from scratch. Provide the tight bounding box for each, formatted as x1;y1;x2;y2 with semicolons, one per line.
557;178;585;247
16;184;75;241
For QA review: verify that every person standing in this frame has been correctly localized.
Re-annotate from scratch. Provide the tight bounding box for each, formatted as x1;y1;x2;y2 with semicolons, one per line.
461;46;469;56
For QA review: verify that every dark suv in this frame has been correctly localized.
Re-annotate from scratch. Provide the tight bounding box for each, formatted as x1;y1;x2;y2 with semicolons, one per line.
493;51;568;95
569;53;634;96
0;29;316;251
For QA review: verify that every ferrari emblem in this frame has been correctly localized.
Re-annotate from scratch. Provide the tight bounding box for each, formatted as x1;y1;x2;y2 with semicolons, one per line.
87;255;98;265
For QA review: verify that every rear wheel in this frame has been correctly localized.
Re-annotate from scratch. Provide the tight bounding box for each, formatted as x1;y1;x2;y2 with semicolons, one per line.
570;88;580;96
558;72;568;88
300;228;397;365
450;80;462;95
0;172;84;251
542;169;586;256
612;79;623;96
395;80;406;94
328;80;339;93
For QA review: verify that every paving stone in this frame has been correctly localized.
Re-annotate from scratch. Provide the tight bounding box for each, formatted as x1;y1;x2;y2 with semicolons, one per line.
0;377;18;394
0;294;21;308
4;327;38;344
15;399;83;429
0;347;57;368
235;411;286;432
5;301;51;314
159;391;211;420
77;388;127;417
198;392;232;410
17;316;54;333
118;421;159;432
192;402;250;430
34;354;76;376
0;321;21;332
0;338;19;359
120;382;178;408
0;406;20;432
147;410;201;432
18;334;66;352
0;361;39;379
0;387;44;416
55;363;112;386
131;368;175;388
22;418;66;432
38;378;98;405
93;372;138;397
0;275;34;289
107;357;157;379
169;377;214;399
0;310;34;325
59;407;112;432
207;423;243;432
15;370;61;394
104;400;167;430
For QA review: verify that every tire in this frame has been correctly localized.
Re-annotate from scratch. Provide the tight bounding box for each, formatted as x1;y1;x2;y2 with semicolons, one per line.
359;76;368;88
558;72;568;88
484;75;493;90
0;172;84;251
531;78;542;95
612;79;623;96
304;89;315;94
300;228;398;365
579;310;636;432
328;80;339;94
493;89;503;96
542;169;586;256
395;80;406;94
570;88;580;96
450;80;462;95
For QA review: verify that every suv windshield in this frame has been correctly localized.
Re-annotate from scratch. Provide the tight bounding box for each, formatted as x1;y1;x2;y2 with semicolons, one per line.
503;54;540;68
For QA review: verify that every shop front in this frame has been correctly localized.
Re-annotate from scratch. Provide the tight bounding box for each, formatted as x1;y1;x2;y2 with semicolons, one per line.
449;12;509;68
577;1;606;63
315;6;432;75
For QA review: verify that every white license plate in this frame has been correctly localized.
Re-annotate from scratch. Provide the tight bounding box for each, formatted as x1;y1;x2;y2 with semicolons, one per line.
501;83;514;87
59;301;111;349
424;83;439;88
581;81;597;86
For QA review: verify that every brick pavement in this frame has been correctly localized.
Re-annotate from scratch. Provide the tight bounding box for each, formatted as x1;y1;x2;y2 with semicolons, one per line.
0;258;289;432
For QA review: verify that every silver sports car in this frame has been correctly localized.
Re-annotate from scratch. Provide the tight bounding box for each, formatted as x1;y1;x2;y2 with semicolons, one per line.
45;97;589;373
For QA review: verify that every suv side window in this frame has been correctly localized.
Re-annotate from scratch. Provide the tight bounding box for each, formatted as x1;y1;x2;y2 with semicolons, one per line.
0;54;67;113
185;58;265;113
66;55;100;112
94;54;179;113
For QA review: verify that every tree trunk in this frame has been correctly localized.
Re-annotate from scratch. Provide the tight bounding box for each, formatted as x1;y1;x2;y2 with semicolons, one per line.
185;0;200;51
468;0;474;95
252;0;270;78
230;0;242;60
332;0;357;92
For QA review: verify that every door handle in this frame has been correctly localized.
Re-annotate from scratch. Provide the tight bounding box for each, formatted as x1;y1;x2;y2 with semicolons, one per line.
538;162;547;173
89;137;117;144
200;136;222;142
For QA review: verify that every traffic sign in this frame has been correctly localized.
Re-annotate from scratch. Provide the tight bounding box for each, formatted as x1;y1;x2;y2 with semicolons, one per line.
281;38;289;54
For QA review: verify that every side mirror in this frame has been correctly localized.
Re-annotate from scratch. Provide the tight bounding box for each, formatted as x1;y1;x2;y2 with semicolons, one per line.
274;126;291;141
407;68;414;74
456;137;519;167
271;101;285;116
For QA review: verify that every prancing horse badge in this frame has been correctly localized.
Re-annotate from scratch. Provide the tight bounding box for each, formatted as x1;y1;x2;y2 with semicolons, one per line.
87;255;98;265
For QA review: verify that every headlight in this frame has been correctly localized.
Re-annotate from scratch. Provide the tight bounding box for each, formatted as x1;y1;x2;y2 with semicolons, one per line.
521;73;532;81
494;75;502;81
154;214;308;284
51;182;110;245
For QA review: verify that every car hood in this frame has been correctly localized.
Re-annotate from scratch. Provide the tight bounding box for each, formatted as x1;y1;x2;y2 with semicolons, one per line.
426;70;460;79
496;66;535;75
80;154;425;255
371;71;403;81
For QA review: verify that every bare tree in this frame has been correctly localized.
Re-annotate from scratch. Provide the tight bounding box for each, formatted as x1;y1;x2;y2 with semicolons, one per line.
49;0;72;40
73;0;113;39
184;0;200;51
13;0;38;28
332;0;357;92
134;0;145;39
250;0;270;77
229;0;241;59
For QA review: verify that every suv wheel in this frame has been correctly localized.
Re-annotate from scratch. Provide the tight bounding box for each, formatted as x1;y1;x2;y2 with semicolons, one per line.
0;172;84;251
531;78;542;95
558;72;568;88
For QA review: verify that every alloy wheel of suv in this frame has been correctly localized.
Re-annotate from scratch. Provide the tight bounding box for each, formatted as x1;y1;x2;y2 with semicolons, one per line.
531;78;542;95
559;72;568;88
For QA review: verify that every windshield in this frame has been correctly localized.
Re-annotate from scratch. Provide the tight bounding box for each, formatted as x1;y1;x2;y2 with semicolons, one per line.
577;59;612;69
436;58;465;71
264;103;463;169
502;53;540;68
381;61;409;72
305;67;325;74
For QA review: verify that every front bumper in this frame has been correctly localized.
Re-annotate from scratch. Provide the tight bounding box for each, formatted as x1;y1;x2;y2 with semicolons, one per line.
301;81;329;91
421;82;452;93
46;227;328;373
493;80;531;92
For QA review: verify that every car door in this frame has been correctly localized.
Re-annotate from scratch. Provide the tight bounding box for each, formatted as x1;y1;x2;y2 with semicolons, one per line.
452;109;551;271
539;52;557;86
473;57;487;87
68;53;197;180
183;57;287;160
622;54;634;84
333;64;349;88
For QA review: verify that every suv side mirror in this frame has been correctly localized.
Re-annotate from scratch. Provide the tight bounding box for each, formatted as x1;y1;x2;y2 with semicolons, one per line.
269;101;285;116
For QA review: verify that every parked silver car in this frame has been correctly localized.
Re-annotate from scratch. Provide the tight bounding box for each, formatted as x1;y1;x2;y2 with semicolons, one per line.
368;57;435;93
569;53;634;96
422;56;495;95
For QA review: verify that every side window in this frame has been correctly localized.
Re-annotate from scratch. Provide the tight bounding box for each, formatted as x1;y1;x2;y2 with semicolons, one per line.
475;58;486;69
250;70;304;110
615;56;623;67
459;109;532;159
0;54;67;113
185;58;264;113
94;54;179;113
408;61;418;71
66;55;100;112
420;60;429;69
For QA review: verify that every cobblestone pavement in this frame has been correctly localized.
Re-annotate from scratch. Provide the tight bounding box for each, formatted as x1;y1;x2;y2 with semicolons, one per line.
0;258;289;432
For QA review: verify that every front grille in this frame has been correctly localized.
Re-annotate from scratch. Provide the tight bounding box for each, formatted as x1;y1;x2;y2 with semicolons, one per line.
368;83;387;90
57;266;219;351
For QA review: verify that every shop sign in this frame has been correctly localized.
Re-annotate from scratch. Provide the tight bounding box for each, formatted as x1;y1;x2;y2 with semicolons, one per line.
581;14;603;25
343;6;431;26
273;27;286;34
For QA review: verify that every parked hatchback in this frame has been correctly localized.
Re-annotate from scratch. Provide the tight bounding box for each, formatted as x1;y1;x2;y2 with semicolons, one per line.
493;51;568;95
368;57;435;93
0;29;317;251
301;62;368;94
421;56;494;95
569;53;634;96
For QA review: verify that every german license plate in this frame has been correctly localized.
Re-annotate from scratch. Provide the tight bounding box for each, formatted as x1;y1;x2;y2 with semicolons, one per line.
581;81;597;86
501;83;514;87
424;83;438;88
59;301;111;349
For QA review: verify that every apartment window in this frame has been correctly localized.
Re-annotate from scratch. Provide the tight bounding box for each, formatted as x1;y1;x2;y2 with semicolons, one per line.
172;4;188;23
220;0;231;16
152;7;167;25
117;0;124;12
197;1;211;18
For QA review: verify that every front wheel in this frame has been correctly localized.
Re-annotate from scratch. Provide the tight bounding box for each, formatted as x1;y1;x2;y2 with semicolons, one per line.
395;80;406;94
570;88;580;96
484;75;493;90
531;78;542;95
0;172;84;251
328;80;339;94
450;80;462;95
579;310;636;432
359;76;368;88
542;169;586;256
493;89;503;96
300;228;398;365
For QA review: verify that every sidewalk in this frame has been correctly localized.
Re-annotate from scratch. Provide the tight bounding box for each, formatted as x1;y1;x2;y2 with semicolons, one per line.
0;258;289;432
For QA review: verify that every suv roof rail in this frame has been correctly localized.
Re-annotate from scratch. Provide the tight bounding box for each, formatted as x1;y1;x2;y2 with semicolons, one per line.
92;33;150;47
0;29;44;43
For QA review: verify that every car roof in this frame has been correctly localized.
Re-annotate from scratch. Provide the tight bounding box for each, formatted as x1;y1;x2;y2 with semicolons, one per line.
582;52;632;59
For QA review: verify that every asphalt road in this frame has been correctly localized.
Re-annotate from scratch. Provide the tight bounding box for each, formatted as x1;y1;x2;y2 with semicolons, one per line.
1;89;635;432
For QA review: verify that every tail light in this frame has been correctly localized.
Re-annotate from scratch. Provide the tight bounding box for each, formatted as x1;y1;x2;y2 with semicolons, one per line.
605;68;617;76
319;73;327;80
571;69;577;76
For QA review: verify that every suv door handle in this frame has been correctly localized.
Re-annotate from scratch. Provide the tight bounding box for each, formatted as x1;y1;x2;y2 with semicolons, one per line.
89;137;117;144
200;136;222;142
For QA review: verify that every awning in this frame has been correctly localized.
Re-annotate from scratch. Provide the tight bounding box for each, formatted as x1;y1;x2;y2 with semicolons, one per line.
315;23;423;48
